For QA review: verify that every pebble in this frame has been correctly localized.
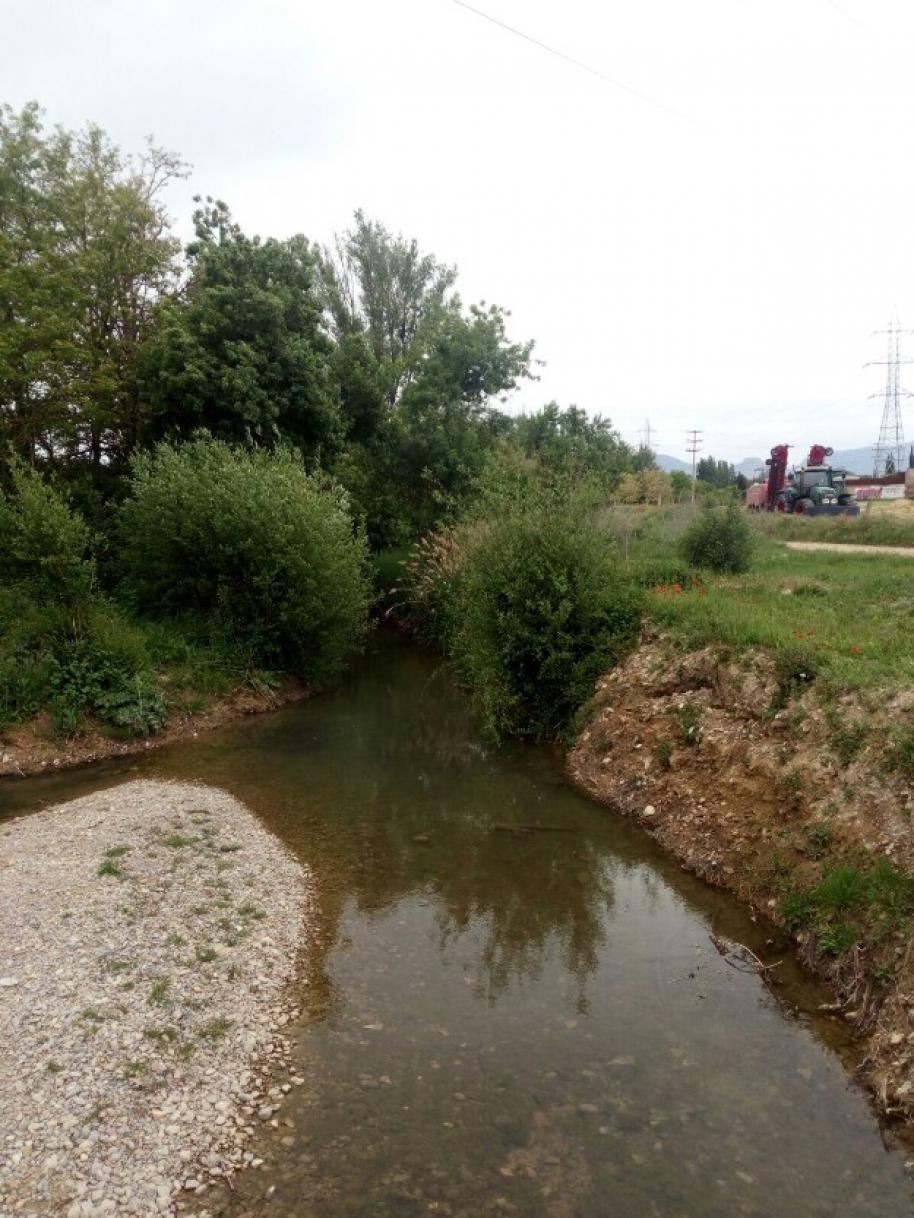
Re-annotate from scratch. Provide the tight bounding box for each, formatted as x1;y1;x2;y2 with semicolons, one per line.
0;781;311;1217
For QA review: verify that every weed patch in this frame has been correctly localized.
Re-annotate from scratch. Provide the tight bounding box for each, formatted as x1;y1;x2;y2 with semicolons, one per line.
97;858;126;879
197;1016;232;1043
679;703;702;747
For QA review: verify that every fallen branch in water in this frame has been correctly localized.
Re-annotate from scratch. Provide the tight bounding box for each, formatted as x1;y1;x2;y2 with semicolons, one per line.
710;932;782;980
494;824;578;835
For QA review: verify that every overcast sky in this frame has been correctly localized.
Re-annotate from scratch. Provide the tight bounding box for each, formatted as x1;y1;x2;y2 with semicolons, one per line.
6;0;914;462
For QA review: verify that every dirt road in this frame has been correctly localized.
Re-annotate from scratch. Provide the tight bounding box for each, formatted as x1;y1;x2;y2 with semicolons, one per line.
784;540;914;557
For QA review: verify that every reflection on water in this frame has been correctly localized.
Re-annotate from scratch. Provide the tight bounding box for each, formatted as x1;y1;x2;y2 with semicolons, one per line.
3;632;913;1216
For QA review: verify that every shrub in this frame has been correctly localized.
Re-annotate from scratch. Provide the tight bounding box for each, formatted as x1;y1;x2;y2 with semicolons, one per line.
772;643;818;709
680;503;754;573
679;702;702;746
118;439;370;683
622;555;697;590
447;493;642;738
404;525;481;646
0;460;96;603
0;590;166;737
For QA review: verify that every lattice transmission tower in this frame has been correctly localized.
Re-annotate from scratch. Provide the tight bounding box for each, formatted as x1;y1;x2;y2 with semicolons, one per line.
866;313;914;476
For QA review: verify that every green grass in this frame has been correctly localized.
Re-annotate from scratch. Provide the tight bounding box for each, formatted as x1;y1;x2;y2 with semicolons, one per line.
642;541;914;694
97;858;126;879
160;832;196;849
754;504;914;548
779;858;914;956
197;1015;232;1043
885;725;914;777
601;504;914;694
147;978;171;1006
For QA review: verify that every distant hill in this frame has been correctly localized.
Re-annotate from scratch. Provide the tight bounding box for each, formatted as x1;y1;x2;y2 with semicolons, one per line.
654;454;692;474
656;446;881;478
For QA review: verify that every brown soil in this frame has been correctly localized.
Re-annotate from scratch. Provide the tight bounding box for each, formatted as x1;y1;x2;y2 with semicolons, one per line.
567;631;914;1125
0;678;310;781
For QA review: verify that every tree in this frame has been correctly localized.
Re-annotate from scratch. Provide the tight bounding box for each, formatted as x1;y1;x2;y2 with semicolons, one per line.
670;469;692;502
0;103;185;469
140;199;341;462
696;455;736;488
616;468;674;504
332;332;386;443
319;210;457;404
885;451;897;475
511;404;633;488
324;215;535;545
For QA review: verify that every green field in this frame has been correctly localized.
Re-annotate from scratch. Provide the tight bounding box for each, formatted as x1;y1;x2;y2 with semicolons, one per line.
607;506;914;694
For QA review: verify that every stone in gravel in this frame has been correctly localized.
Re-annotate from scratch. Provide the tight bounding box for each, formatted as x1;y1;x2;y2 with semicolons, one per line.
0;780;312;1218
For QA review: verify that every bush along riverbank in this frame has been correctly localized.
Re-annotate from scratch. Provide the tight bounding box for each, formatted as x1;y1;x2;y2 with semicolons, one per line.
0;443;371;780
568;631;914;1124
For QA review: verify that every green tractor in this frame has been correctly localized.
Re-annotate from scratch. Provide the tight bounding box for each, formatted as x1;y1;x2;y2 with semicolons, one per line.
777;445;860;517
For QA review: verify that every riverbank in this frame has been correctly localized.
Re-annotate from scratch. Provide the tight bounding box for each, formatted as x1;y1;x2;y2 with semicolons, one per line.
0;780;311;1216
569;632;914;1125
0;679;310;782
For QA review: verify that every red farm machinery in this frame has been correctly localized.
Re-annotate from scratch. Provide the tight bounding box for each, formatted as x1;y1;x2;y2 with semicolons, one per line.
746;444;860;516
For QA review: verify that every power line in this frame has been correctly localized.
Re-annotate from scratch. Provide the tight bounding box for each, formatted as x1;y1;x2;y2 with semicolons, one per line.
449;0;685;119
686;429;703;504
865;313;914;476
823;1;854;19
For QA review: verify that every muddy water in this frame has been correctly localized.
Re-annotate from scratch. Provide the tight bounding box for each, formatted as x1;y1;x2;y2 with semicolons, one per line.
3;632;914;1216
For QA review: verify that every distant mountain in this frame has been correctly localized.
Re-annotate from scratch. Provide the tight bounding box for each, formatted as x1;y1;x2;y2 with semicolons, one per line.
654;454;692;473
829;446;878;475
654;453;767;476
656;446;882;477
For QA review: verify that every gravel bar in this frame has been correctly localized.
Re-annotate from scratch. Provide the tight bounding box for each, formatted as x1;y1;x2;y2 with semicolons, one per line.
0;780;310;1217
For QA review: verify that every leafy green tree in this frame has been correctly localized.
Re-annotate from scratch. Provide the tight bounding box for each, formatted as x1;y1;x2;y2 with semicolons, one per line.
324;216;534;546
332;331;386;443
140;199;341;462
696;455;736;488
511;404;633;487
670;469;692;501
0;103;184;469
0;459;95;604
319;210;458;404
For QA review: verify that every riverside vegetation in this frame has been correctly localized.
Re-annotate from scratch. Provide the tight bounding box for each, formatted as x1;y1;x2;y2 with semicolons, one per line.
7;100;914;1133
0;101;661;757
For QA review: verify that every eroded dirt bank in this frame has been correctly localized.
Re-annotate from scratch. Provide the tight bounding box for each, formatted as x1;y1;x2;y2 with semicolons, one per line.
568;634;914;1125
0;780;311;1216
0;680;310;782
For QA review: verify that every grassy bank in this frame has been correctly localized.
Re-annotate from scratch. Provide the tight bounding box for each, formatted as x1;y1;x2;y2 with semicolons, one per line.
753;499;914;547
602;504;914;693
646;544;914;693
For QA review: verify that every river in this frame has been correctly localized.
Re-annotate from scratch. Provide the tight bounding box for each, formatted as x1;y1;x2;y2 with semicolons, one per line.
2;631;912;1216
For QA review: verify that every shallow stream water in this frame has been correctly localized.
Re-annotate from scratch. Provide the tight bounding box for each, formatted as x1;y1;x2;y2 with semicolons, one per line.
3;632;914;1216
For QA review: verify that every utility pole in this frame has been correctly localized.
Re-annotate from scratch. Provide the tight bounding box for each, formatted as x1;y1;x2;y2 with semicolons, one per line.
638;417;654;453
686;429;703;504
866;313;913;476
